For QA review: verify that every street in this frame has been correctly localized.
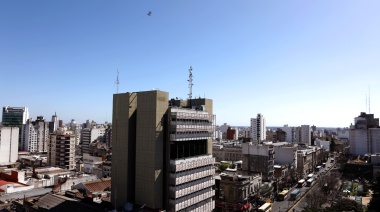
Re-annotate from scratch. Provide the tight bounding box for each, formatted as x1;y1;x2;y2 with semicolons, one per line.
272;157;336;212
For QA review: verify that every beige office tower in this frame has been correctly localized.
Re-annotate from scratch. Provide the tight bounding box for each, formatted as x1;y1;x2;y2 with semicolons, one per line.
112;90;215;212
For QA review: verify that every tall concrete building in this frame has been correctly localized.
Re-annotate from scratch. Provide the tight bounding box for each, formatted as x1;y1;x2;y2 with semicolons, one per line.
300;125;311;145
280;124;296;143
250;113;266;144
21;116;49;152
0;127;19;164
47;129;76;170
111;90;216;211
48;113;59;133
81;125;106;154
2;106;29;127
2;106;29;149
350;112;380;155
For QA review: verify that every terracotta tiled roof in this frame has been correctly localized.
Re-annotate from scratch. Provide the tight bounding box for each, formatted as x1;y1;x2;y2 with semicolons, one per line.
82;178;111;193
32;194;104;212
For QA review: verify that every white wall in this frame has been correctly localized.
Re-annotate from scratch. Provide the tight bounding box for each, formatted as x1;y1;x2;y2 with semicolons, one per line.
281;125;294;143
0;183;34;194
242;143;269;156
350;129;368;155
274;146;294;165
0;127;19;163
370;129;380;154
301;125;311;145
315;139;330;152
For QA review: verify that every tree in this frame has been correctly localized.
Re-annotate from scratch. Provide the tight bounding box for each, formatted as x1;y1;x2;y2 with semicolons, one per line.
304;188;327;210
329;138;336;152
328;198;361;212
368;171;380;211
219;163;229;171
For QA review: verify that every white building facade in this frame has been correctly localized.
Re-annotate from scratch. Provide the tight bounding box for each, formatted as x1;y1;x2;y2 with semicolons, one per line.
0;127;19;164
349;112;380;155
81;125;106;154
251;113;266;144
273;146;296;166
21;117;50;152
280;125;295;143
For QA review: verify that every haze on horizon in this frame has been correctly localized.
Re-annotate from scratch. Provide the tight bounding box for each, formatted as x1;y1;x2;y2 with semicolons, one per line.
1;0;379;128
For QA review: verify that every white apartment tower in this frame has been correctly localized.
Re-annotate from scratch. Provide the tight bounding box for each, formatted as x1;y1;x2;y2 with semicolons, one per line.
0;127;19;164
300;125;311;145
81;124;106;154
251;113;266;144
21;116;49;152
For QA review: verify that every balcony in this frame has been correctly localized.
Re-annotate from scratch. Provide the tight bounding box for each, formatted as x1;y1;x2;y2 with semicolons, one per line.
170;123;215;132
169;188;214;211
170;132;213;141
170;155;214;172
170;167;214;186
169;178;214;199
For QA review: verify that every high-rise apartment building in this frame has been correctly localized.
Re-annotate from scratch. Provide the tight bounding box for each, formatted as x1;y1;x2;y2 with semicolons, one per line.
112;90;216;211
350;112;380;155
47;129;76;170
81;124;106;154
21;116;49;152
0;127;19;164
300;125;311;145
250;113;266;144
48;113;59;133
280;124;296;143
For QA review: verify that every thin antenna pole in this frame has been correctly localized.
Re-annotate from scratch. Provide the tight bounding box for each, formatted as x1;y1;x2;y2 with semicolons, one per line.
115;70;120;94
369;85;371;114
366;95;367;113
188;66;193;99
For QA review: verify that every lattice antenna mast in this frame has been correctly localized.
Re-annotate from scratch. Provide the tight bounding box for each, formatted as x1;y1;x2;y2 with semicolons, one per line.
188;66;193;99
115;70;120;94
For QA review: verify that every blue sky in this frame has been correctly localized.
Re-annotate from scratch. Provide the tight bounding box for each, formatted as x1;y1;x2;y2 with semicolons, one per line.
1;0;380;128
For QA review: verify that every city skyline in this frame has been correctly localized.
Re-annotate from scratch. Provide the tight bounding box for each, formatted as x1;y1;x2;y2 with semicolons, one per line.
1;1;380;127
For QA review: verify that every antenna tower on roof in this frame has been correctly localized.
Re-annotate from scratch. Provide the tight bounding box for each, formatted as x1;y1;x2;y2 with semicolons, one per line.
188;66;193;99
369;85;371;114
115;70;120;94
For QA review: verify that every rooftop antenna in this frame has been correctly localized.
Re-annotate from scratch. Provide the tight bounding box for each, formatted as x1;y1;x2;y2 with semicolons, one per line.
115;70;120;94
369;85;371;114
366;94;368;113
187;66;193;99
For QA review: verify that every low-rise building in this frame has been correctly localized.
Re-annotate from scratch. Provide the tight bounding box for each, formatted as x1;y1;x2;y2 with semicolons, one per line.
213;145;242;162
215;172;261;211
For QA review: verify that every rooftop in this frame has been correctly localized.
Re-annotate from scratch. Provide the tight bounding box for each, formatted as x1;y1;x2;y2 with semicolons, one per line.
82;178;111;193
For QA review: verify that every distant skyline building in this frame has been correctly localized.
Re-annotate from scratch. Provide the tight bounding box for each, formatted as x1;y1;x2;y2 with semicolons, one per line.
251;113;266;144
2;106;29;127
112;90;216;211
81;124;106;154
0;127;19;164
300;125;311;145
2;106;29;149
280;124;296;143
48;113;59;133
21;116;49;152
